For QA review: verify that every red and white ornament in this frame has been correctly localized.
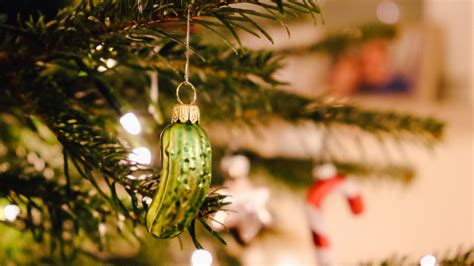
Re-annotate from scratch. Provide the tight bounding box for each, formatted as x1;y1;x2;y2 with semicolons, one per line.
305;163;364;266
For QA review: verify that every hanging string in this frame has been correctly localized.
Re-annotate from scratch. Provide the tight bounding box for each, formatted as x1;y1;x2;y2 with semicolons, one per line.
175;6;197;105
184;7;191;83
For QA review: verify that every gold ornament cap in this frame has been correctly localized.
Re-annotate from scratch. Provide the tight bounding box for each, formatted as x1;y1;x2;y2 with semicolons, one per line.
171;104;200;124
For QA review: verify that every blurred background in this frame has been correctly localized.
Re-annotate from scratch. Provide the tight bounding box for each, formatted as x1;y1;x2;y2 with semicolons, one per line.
0;0;472;265
214;0;473;264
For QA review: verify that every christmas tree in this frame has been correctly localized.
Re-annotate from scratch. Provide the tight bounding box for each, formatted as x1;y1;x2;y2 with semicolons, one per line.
1;0;469;265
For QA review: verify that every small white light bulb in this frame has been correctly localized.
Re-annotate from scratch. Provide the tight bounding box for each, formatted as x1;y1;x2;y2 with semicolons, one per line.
120;112;141;135
191;249;213;266
143;196;153;205
97;66;108;72
420;255;437;266
313;163;337;180
129;147;152;165
4;204;20;222
105;58;117;68
98;223;107;237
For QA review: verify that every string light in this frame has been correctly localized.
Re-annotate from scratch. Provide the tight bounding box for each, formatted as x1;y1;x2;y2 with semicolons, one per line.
105;58;117;68
191;249;213;266
3;204;20;222
97;58;118;72
420;255;437;266
126;174;148;180
98;223;107;237
120;112;142;135
97;66;107;72
143;196;153;205
129;147;152;165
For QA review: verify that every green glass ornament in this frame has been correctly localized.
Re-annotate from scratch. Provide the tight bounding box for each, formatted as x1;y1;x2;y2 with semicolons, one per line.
146;101;212;238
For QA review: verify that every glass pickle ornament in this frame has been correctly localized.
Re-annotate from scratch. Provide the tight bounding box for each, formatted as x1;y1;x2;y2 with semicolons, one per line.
146;82;212;238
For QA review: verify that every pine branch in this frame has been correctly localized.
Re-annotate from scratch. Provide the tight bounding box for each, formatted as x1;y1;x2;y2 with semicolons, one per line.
301;98;443;140
0;169;108;258
209;85;442;142
101;37;443;140
20;82;156;222
99;40;442;141
0;126;110;258
278;22;398;57
0;113;128;256
0;1;442;143
241;152;415;187
0;83;227;255
0;0;321;63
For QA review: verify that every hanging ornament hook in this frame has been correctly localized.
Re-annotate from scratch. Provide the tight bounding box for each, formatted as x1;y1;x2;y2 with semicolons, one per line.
176;81;197;104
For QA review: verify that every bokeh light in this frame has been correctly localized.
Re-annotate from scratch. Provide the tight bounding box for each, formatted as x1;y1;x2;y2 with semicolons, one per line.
4;204;20;222
191;249;213;266
420;254;437;266
376;0;400;24
129;147;152;165
120;112;142;135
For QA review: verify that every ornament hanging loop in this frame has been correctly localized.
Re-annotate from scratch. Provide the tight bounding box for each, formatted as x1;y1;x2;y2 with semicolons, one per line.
176;81;197;105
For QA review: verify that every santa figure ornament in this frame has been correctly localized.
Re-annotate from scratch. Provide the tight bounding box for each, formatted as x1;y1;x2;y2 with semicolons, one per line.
211;154;272;245
305;163;364;266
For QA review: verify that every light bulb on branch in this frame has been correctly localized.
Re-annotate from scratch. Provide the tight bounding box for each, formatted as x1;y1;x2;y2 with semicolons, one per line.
3;204;20;222
128;147;152;165
420;255;437;266
120;112;142;135
191;249;213;266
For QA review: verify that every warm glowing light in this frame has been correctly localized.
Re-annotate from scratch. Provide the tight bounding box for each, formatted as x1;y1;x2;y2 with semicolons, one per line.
126;174;148;180
98;223;107;237
129;147;152;165
191;249;213;266
143;196;152;205
97;58;117;72
420;255;437;266
4;204;20;222
105;58;117;68
97;66;107;72
120;112;141;135
313;163;337;180
376;0;400;24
